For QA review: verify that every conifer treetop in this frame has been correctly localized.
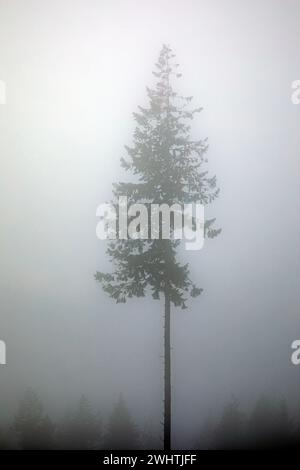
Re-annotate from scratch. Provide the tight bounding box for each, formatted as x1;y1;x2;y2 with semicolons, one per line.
95;44;220;308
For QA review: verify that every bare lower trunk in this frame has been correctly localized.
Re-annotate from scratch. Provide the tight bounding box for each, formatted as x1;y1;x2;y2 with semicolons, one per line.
164;290;171;450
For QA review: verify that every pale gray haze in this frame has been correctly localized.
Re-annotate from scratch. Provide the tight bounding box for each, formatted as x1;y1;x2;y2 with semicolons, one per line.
0;0;300;448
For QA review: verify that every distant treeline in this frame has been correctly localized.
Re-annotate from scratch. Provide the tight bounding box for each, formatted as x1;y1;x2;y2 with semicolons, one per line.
196;395;300;449
0;390;159;450
1;390;300;450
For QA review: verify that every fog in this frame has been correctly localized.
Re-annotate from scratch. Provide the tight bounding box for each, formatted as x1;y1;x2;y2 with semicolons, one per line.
0;0;300;448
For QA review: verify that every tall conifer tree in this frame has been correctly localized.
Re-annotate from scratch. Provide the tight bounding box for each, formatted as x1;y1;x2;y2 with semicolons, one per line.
96;45;220;449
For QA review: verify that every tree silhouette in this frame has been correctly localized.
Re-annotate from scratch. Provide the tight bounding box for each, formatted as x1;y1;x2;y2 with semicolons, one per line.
59;395;102;449
96;44;220;449
13;389;55;449
214;396;244;449
194;395;295;449
248;396;293;448
103;395;139;449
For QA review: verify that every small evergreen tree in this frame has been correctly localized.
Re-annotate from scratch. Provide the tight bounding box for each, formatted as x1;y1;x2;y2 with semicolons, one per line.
96;44;220;450
248;396;293;448
13;389;55;449
215;396;244;449
103;395;139;449
72;395;102;449
59;395;102;449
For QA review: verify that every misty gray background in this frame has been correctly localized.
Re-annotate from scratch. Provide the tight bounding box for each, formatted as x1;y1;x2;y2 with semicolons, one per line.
0;0;300;447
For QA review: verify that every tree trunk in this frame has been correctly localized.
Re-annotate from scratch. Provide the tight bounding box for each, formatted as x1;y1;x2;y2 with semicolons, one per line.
164;289;171;450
